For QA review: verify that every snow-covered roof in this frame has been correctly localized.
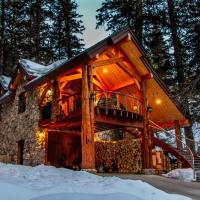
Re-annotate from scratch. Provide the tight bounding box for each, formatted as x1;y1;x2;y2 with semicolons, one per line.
0;75;11;90
0;90;13;103
19;59;67;78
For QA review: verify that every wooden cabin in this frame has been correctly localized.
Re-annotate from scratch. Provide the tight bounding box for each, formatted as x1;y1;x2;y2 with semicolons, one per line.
0;28;189;172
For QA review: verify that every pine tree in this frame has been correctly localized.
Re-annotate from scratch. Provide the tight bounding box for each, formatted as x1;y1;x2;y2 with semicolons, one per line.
49;0;85;61
0;0;85;74
96;0;137;35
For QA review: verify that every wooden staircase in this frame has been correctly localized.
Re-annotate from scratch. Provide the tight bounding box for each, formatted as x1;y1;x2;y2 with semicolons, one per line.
150;120;200;181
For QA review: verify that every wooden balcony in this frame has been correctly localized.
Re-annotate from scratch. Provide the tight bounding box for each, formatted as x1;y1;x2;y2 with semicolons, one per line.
39;90;143;131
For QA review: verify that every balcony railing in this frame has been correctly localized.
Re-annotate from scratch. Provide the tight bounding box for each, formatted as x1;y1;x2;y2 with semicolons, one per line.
94;90;142;115
40;90;143;121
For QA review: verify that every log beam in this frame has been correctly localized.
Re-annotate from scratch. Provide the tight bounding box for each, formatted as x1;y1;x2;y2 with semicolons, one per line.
111;79;135;91
92;57;126;68
81;64;95;170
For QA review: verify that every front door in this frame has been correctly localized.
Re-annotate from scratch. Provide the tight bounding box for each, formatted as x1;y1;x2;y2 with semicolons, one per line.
47;132;81;168
17;140;24;165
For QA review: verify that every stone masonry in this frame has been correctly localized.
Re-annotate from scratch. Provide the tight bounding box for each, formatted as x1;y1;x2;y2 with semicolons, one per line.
0;78;45;165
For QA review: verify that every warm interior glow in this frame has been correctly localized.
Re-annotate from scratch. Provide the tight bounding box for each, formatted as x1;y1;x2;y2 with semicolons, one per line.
156;99;161;104
103;68;108;73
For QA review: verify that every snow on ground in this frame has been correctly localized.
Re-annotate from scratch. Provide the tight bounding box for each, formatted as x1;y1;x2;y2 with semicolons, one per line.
163;168;193;182
0;163;191;200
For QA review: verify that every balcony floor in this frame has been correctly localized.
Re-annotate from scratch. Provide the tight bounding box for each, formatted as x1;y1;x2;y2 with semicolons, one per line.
39;107;143;131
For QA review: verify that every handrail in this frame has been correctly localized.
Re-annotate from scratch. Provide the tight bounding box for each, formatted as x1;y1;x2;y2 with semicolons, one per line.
149;120;195;175
94;90;142;103
94;90;143;115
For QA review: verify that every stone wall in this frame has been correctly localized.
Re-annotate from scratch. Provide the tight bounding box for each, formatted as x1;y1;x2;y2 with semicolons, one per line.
0;78;45;165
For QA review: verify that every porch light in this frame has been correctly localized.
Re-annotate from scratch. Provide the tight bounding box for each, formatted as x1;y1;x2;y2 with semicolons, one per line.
47;90;52;96
156;99;161;104
147;106;153;113
103;68;108;73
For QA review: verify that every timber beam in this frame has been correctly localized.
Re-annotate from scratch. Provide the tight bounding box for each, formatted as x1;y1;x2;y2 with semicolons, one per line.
92;57;126;68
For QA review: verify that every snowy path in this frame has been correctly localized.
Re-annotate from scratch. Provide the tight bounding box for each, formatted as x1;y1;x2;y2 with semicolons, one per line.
99;173;200;200
0;163;192;200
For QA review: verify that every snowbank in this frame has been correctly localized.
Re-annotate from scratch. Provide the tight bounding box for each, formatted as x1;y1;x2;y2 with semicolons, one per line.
163;168;193;182
0;163;191;200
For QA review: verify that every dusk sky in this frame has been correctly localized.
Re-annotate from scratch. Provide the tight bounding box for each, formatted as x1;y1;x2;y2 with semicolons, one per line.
76;0;109;47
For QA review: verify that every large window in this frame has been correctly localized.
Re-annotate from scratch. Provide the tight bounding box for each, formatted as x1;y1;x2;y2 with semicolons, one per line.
18;92;26;113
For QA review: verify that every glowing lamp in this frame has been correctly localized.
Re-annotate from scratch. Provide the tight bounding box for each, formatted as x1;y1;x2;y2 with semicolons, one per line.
103;68;108;73
156;99;161;104
47;90;52;95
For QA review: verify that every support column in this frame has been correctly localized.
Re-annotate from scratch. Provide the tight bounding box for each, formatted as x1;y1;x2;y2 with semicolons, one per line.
51;79;60;122
81;64;95;170
141;80;150;169
175;120;181;149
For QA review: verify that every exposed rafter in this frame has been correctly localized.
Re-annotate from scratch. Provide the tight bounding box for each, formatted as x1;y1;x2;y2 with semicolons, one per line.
111;79;135;91
92;57;126;68
106;52;141;90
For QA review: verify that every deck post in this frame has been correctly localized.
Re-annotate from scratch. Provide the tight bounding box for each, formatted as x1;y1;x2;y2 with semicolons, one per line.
175;120;181;149
81;64;95;170
51;79;59;122
141;79;151;170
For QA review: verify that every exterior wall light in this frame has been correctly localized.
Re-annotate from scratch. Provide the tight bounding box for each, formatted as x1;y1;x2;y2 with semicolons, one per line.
147;106;153;113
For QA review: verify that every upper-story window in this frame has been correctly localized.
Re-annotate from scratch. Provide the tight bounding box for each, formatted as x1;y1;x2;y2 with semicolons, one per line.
18;92;26;113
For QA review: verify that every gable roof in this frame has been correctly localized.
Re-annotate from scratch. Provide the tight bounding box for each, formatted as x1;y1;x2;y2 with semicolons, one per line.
22;27;183;113
24;27;135;90
0;27;188;125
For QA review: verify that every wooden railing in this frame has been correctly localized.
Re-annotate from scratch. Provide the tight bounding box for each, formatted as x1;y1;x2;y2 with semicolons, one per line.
56;94;81;117
94;90;143;115
40;90;143;120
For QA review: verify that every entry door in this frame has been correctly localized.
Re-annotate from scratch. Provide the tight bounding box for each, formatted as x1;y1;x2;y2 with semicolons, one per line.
17;140;24;165
47;132;64;167
47;132;82;168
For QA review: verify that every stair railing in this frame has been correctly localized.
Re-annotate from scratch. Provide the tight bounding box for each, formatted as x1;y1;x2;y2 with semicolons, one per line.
183;137;200;157
149;120;195;179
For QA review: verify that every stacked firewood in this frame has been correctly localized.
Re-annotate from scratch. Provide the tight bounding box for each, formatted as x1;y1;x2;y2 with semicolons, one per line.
95;139;142;173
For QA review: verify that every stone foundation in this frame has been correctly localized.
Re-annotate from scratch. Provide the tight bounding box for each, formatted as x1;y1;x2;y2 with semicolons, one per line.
0;80;45;165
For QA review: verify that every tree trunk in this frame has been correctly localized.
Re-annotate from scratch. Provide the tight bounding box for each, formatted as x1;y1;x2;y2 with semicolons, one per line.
135;0;143;42
167;0;185;85
167;0;195;150
60;0;73;59
0;0;5;74
34;0;42;62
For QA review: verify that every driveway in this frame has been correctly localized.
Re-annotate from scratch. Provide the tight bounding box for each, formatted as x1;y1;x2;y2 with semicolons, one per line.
98;173;200;200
